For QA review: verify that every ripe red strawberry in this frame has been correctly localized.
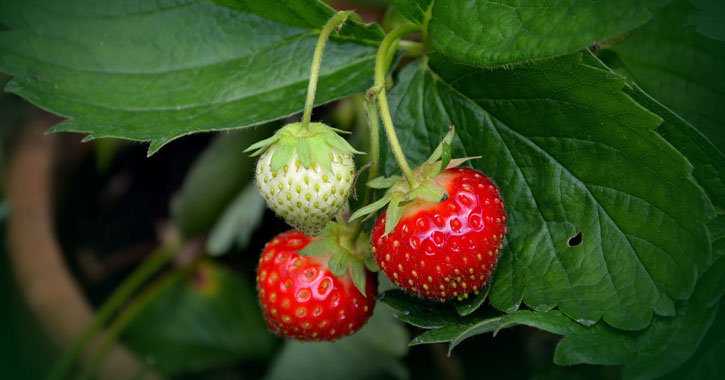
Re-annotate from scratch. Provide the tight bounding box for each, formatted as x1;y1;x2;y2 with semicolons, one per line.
371;167;507;301
256;230;377;341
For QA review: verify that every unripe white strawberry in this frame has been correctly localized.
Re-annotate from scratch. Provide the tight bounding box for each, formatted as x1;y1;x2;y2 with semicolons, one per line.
246;122;360;235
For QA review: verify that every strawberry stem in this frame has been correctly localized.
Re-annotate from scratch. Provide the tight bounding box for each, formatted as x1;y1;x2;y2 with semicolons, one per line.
301;11;352;131
374;23;421;188
350;99;381;242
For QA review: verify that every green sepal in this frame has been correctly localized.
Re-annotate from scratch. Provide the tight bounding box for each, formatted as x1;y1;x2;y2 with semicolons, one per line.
270;136;296;172
413;181;448;203
364;255;379;272
446;157;481;169
328;127;352;134
309;137;335;173
349;193;392;222
245;134;281;157
349;259;368;296
298;238;336;257
297;138;312;169
383;196;403;236
425;126;456;164
244;134;280;155
328;251;349;277
440;142;451;172
367;175;402;189
321;128;365;155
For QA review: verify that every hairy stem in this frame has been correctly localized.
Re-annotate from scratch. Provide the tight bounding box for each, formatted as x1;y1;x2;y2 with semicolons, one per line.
301;10;352;130
374;24;421;187
350;100;381;242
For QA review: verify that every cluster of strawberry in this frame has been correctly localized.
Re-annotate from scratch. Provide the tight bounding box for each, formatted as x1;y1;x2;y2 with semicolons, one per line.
249;120;507;341
246;12;506;342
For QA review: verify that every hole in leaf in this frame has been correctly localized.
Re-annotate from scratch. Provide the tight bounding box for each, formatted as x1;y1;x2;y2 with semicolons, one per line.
568;231;583;247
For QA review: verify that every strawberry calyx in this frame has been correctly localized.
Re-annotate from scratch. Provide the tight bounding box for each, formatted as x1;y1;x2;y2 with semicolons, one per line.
298;221;376;296
349;127;480;235
245;121;363;173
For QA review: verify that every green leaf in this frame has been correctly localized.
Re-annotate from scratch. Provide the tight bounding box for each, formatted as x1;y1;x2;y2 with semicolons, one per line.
688;0;725;41
124;262;276;376
0;0;378;154
209;0;384;42
553;220;725;379
382;56;711;330
389;0;433;25
627;83;725;211
171;129;267;237
606;0;725;148
264;305;409;380
428;0;651;67
581;50;725;210
661;298;725;380
415;215;725;376
454;286;489;316
379;289;479;328
367;175;402;189
328;252;349;277
206;182;266;256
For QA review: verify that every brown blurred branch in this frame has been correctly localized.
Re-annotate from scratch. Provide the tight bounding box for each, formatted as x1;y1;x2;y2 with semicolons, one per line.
5;112;161;380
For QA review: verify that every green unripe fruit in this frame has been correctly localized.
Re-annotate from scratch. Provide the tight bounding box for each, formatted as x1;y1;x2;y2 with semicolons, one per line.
246;122;360;235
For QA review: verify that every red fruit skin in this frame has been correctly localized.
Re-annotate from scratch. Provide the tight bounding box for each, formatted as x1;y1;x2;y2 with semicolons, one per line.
257;230;377;341
372;167;507;301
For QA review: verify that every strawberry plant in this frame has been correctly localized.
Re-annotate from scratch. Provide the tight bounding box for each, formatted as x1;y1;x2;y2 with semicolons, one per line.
0;0;723;379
